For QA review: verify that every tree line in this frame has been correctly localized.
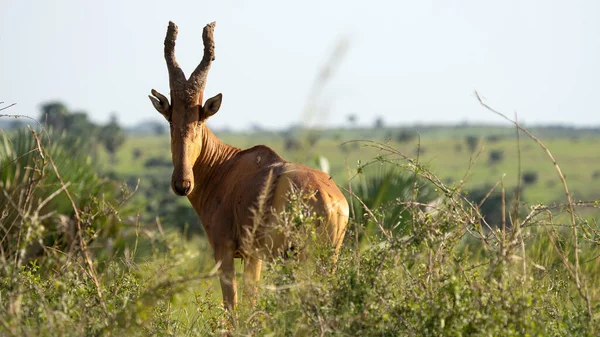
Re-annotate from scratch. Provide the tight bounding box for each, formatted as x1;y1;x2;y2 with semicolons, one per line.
37;101;125;162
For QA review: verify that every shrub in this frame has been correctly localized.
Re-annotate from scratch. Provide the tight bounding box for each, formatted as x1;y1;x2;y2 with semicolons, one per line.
1;120;598;336
144;157;172;168
488;149;504;164
132;148;143;160
284;137;302;151
396;130;417;143
415;146;426;155
466;184;512;227
465;135;479;152
486;134;504;143
0;129;126;261
351;164;437;241
306;132;320;147
232;176;599;336
522;170;539;185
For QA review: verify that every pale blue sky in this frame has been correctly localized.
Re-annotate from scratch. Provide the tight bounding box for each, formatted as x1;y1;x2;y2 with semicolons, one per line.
1;1;599;130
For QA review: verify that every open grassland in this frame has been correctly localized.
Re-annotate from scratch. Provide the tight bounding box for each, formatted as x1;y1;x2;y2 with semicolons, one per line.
106;126;600;206
2;124;600;336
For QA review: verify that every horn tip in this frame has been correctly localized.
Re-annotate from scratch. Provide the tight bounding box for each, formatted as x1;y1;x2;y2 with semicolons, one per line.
204;22;216;32
167;21;178;34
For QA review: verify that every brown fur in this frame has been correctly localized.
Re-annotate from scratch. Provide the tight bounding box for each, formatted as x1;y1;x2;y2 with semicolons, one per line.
149;21;349;310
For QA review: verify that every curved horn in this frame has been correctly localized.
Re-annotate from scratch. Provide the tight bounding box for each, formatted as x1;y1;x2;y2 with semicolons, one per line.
188;22;216;100
164;21;186;87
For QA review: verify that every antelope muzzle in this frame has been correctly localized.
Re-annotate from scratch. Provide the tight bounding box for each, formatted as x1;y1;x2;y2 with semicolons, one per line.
172;169;194;196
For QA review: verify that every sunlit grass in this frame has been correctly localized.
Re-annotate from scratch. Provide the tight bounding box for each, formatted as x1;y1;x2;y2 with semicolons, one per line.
2;121;599;336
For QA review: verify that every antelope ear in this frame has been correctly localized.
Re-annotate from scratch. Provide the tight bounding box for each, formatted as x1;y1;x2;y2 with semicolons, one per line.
203;93;222;118
149;89;171;120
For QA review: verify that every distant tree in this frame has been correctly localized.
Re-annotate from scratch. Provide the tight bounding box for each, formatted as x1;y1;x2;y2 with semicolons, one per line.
283;124;300;136
153;122;167;135
63;111;99;154
414;146;426;155
488;150;504;165
38;102;99;153
9;119;25;130
132;148;143;160
251;123;263;132
284;138;302;151
396;130;417;143
468;185;513;228
66;111;97;138
522;171;538;185
144;157;172;168
306;132;320;146
374;117;384;129
347;114;357;128
39;102;69;132
99;114;126;163
465;135;479;152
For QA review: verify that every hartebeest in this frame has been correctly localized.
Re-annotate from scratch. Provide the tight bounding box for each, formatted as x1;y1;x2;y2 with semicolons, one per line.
148;21;349;310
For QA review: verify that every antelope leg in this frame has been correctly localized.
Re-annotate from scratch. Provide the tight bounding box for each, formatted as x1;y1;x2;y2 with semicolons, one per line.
243;256;262;306
215;247;237;310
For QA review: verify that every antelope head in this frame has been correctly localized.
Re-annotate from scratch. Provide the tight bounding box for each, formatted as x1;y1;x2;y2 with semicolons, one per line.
149;22;222;196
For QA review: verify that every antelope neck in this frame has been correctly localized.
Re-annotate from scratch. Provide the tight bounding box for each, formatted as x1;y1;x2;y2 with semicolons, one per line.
190;123;240;209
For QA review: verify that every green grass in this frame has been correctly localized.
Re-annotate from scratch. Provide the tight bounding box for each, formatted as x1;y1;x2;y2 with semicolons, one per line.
106;127;600;206
3;124;599;336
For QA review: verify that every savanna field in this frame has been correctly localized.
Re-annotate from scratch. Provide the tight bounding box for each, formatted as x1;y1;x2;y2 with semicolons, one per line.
1;109;600;335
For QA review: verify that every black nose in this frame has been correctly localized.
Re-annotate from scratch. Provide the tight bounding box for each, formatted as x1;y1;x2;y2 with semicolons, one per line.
173;180;191;196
